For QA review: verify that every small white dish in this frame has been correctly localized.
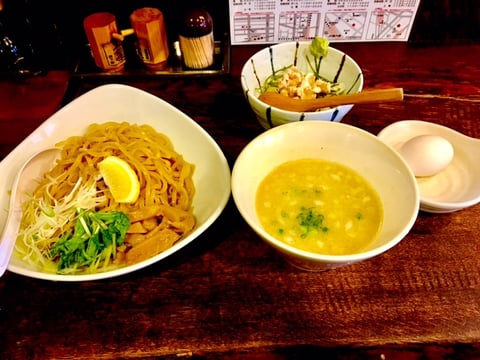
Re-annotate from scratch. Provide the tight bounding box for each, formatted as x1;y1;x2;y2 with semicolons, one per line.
377;120;480;213
0;84;231;281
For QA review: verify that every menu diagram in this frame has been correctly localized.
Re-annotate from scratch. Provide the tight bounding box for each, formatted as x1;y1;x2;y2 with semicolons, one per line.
229;0;420;44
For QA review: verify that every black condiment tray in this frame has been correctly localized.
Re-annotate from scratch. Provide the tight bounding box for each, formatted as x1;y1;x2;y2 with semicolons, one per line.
72;34;230;79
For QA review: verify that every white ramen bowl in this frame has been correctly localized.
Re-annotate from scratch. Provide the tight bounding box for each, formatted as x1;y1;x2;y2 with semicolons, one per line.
240;41;363;130
0;84;231;281
231;121;419;271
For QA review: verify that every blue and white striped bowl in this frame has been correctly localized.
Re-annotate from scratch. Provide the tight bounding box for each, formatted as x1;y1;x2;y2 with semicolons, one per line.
241;41;363;129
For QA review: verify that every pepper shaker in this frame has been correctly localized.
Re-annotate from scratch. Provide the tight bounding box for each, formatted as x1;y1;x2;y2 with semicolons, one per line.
83;12;126;72
178;9;214;69
130;7;169;70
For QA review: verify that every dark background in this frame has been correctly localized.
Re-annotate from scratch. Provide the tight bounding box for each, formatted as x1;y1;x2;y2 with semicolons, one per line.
0;0;230;71
0;0;478;71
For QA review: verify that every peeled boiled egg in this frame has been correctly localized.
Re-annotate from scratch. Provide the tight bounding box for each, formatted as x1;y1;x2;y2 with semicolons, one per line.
399;134;454;177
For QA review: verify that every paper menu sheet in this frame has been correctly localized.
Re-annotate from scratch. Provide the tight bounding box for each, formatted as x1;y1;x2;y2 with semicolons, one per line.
229;0;420;45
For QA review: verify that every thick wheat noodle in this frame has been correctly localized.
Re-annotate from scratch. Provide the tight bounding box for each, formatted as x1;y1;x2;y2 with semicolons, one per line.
29;122;196;263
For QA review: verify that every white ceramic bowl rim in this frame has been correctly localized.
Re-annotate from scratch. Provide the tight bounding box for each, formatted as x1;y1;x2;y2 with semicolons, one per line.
241;41;364;114
421;195;480;209
232;121;419;264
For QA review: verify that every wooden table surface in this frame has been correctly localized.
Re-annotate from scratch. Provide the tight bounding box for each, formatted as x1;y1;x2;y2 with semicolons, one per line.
1;42;480;359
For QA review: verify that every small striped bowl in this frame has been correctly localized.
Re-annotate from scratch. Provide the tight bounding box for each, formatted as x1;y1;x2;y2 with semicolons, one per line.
241;41;363;130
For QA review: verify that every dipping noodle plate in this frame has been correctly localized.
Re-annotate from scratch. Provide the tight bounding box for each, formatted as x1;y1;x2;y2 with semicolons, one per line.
0;84;231;281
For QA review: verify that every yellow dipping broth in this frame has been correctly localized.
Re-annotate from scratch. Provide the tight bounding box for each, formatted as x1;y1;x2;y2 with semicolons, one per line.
256;159;383;255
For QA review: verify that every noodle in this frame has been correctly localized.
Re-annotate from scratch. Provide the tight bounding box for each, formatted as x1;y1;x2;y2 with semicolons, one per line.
16;122;196;273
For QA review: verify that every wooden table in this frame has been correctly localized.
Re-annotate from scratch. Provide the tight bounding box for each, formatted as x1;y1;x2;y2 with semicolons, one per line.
1;42;480;359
